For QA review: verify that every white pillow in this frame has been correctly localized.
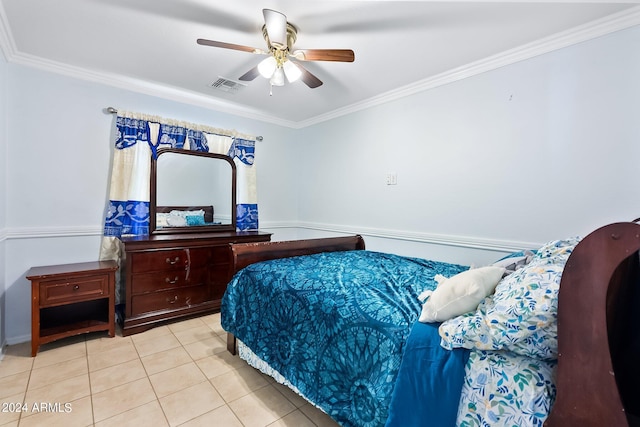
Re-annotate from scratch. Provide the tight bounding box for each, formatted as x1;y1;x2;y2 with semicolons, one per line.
166;214;187;227
156;212;170;227
418;266;505;323
169;209;205;218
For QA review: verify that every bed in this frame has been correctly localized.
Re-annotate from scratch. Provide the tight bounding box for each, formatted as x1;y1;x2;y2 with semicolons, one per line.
221;222;640;427
155;205;216;228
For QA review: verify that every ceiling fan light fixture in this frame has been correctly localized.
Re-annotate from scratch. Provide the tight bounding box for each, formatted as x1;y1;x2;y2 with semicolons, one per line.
257;56;277;78
198;8;354;91
270;67;285;86
263;9;287;49
283;60;302;83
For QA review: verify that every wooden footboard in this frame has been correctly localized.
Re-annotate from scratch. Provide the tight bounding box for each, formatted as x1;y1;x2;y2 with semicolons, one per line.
225;235;365;354
545;222;640;427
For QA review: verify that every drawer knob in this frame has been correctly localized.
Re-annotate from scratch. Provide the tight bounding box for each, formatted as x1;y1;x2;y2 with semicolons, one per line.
165;276;179;284
167;295;178;304
166;257;180;265
73;285;80;290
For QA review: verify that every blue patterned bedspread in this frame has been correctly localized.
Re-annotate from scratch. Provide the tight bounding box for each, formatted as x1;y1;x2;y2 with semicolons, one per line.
221;250;468;426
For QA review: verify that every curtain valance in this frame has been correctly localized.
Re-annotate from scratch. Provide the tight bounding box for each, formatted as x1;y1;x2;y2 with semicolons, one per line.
106;110;260;237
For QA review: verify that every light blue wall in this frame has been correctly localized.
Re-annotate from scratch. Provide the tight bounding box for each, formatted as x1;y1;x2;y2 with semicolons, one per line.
294;25;640;263
2;25;640;343
0;50;8;351
2;65;297;343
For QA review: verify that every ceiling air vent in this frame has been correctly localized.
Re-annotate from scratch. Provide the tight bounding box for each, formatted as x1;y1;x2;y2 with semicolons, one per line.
210;77;247;94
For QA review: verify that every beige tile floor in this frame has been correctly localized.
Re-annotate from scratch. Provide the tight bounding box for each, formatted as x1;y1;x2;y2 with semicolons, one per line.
0;313;341;427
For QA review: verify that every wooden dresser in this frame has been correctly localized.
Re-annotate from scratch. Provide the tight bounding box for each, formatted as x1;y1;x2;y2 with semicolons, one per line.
120;231;270;336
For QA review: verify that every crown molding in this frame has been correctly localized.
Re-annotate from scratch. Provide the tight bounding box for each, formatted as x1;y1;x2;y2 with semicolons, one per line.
0;0;297;128
4;50;300;129
297;5;640;128
0;1;14;62
1;5;639;129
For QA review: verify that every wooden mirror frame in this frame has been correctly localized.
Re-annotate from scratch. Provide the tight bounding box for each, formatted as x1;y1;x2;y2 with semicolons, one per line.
150;148;237;234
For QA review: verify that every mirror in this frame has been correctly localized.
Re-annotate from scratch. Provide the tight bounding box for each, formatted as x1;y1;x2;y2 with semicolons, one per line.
150;148;236;234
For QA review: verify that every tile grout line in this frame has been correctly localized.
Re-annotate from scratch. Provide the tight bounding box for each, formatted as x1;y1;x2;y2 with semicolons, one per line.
2;315;323;427
174;324;227;427
101;328;172;427
18;354;35;426
84;337;96;427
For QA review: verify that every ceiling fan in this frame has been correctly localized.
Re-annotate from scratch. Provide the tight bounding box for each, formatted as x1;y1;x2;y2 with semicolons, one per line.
197;9;355;91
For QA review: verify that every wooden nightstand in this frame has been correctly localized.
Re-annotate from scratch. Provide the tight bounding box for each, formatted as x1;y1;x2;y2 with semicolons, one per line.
26;260;118;357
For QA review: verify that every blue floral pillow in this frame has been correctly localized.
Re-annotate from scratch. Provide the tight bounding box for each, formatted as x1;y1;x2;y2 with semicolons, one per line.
457;350;557;427
439;237;580;360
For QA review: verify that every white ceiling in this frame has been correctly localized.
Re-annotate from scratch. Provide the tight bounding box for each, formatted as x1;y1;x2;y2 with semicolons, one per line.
1;1;639;127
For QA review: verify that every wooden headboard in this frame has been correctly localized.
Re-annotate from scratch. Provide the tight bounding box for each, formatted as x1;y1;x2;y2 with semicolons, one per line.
156;205;214;223
229;235;366;274
225;235;365;354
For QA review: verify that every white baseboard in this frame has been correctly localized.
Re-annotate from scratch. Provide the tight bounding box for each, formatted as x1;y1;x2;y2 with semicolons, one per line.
5;334;30;346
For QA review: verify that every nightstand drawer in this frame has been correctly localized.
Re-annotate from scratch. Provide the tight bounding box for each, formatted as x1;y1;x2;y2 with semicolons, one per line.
39;276;108;307
130;285;209;315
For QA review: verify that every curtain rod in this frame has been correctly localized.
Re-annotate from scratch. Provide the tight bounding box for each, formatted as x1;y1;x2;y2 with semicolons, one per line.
104;107;263;141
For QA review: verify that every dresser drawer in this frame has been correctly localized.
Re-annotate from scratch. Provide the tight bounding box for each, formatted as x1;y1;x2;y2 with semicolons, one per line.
39;275;109;307
120;231;271;336
130;248;210;273
130;286;210;316
131;267;208;294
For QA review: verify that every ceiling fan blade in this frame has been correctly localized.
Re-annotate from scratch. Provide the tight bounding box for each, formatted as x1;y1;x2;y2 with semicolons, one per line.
263;9;287;48
238;66;261;81
291;49;355;62
296;63;323;89
197;38;265;54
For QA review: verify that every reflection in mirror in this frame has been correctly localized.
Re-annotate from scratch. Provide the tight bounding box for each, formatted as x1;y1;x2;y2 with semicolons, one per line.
151;148;236;234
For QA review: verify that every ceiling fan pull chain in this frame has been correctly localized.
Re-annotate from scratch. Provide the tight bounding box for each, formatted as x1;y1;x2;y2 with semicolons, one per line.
269;84;273;97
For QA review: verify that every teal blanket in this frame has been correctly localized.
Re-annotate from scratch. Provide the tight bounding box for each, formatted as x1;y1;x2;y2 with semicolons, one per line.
385;321;470;427
222;250;467;426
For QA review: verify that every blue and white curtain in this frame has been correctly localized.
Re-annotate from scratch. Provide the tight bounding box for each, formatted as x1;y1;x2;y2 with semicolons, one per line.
100;111;259;300
231;138;258;231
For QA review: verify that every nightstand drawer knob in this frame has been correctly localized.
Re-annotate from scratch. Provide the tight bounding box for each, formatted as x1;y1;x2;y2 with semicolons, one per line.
167;295;178;304
165;276;179;284
166;257;180;265
73;285;80;290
